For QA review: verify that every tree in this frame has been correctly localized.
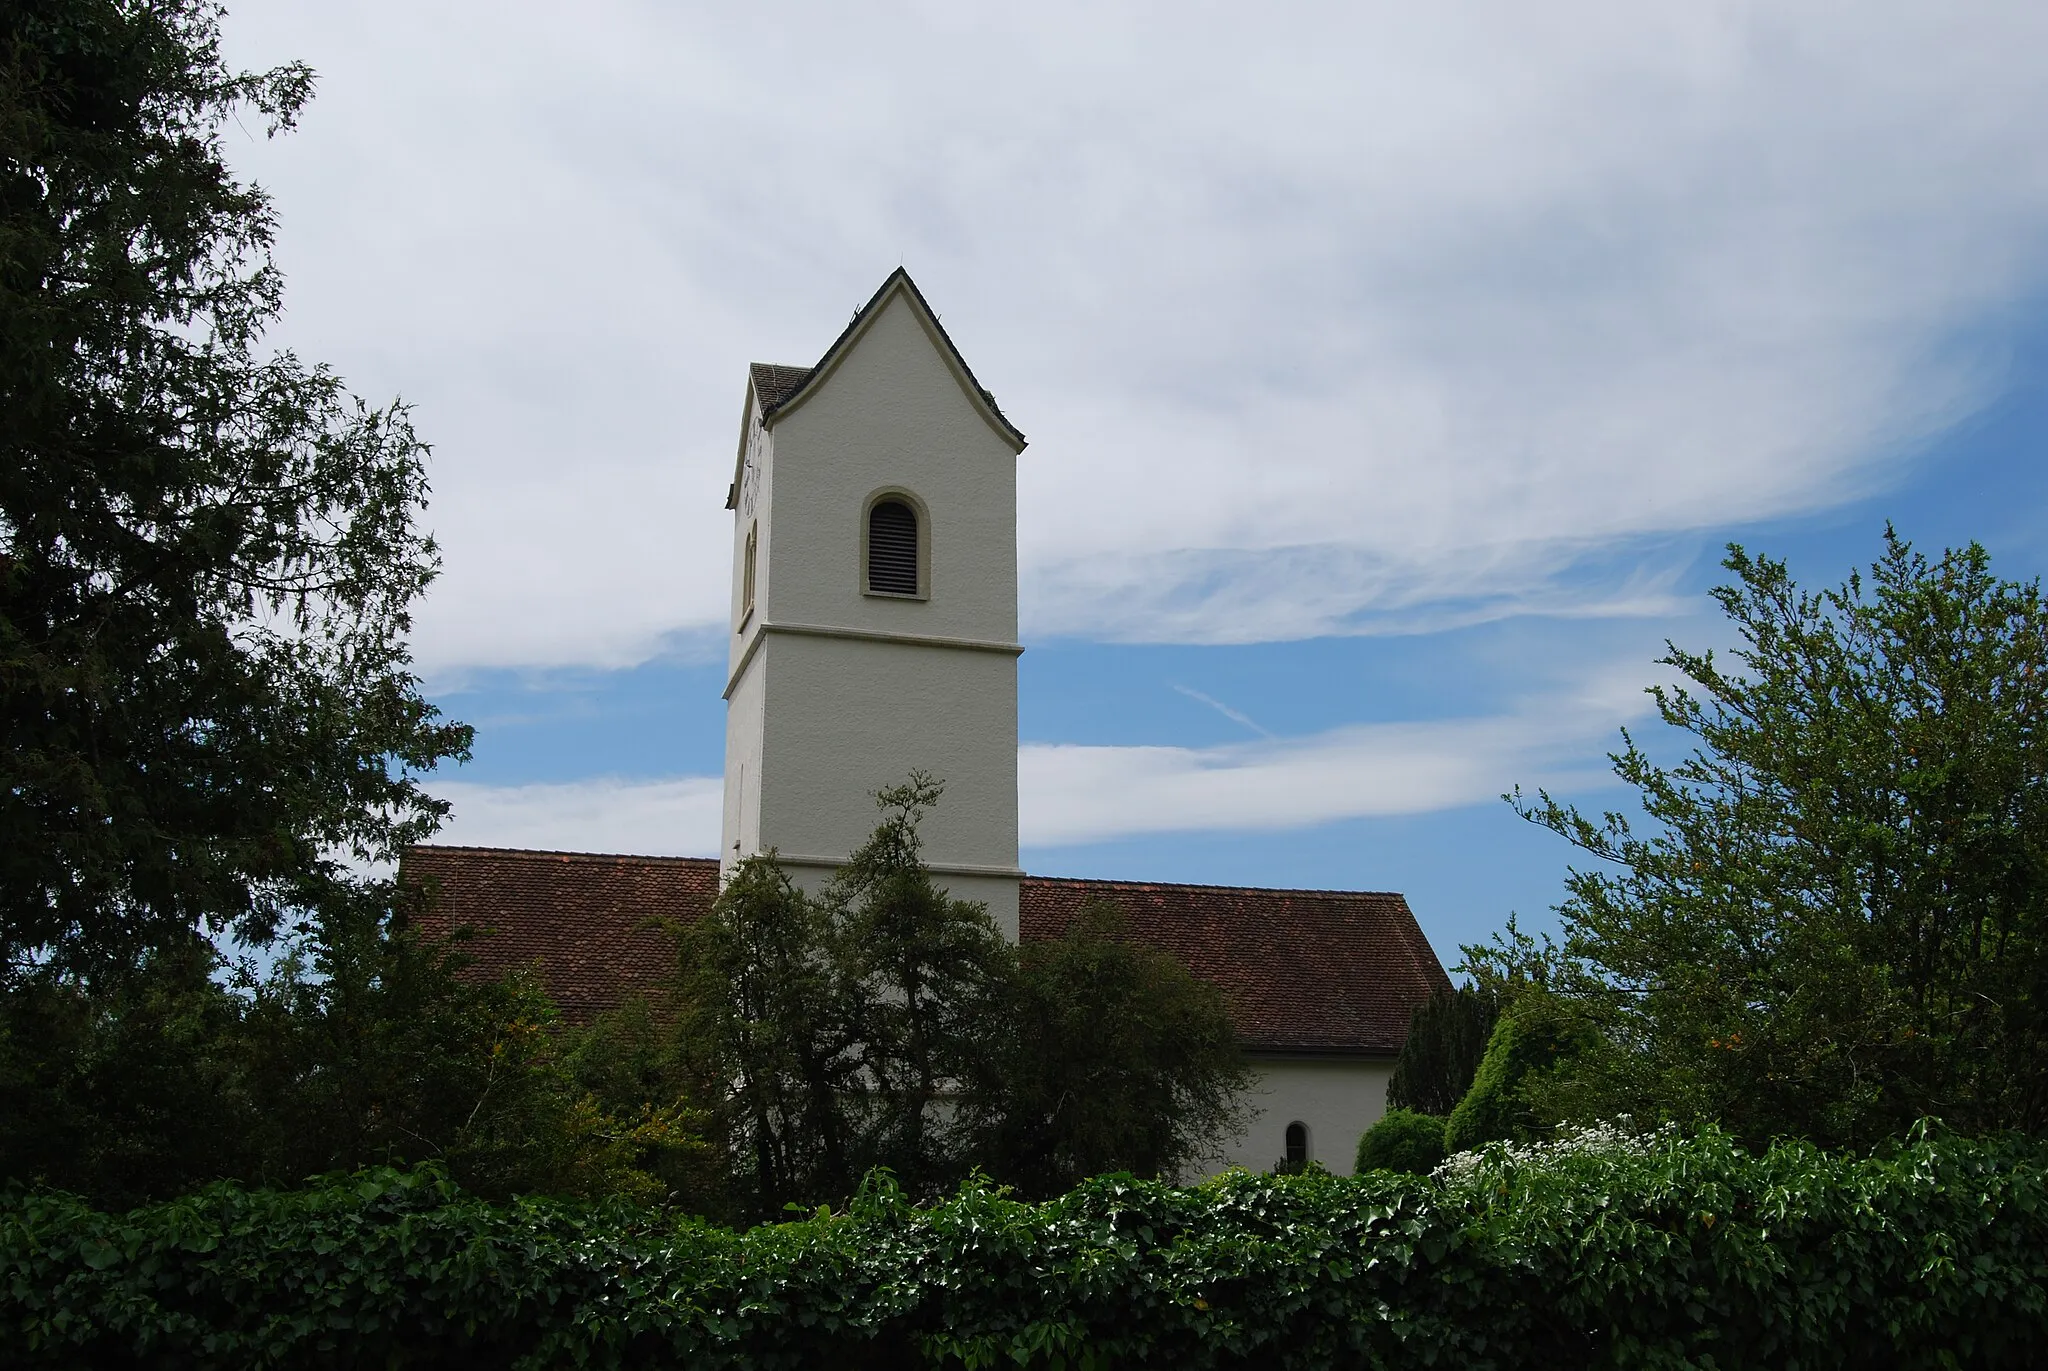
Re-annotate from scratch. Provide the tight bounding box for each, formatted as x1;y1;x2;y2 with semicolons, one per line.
677;776;1013;1217
961;901;1253;1198
678;781;1253;1214
1514;532;2048;1146
0;892;705;1208
2;0;469;983
1386;984;1498;1117
675;852;864;1218
823;774;1016;1196
1442;992;1583;1152
0;2;653;1209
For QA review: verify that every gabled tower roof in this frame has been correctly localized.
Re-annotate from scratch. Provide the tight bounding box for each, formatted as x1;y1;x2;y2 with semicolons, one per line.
728;268;1025;509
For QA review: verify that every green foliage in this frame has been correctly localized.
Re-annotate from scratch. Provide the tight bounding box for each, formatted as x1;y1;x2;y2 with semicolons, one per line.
1387;984;1498;1116
1444;995;1583;1154
1513;533;2048;1146
4;1127;2043;1369
963;901;1253;1197
827;775;1018;1196
678;776;1013;1218
2;0;470;982
1354;1108;1448;1175
0;901;703;1207
0;0;660;1214
679;780;1252;1217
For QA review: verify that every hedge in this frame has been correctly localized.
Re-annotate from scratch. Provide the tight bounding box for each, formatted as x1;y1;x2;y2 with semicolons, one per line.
4;1125;2045;1369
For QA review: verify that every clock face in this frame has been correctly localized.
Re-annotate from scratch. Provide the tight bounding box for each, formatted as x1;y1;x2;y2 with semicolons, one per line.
740;422;762;517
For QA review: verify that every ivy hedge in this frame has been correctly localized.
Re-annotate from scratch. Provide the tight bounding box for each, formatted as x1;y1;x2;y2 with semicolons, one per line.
4;1125;2044;1369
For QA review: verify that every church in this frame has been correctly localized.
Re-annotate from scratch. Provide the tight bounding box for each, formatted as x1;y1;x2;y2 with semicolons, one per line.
407;269;1450;1175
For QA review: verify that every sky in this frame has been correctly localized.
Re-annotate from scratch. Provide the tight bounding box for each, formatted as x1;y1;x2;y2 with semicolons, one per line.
219;1;2048;966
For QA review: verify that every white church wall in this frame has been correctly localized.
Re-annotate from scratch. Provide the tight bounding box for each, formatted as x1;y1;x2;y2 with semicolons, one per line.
718;651;767;868
1207;1056;1397;1178
728;396;775;679
754;631;1020;936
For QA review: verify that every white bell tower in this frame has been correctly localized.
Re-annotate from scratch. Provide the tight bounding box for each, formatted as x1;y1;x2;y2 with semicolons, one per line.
719;270;1026;936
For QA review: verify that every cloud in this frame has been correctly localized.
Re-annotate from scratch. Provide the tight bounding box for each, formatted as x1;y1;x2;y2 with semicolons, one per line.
1021;679;1641;847
423;663;1647;856
218;1;2048;669
429;777;724;856
1171;685;1273;738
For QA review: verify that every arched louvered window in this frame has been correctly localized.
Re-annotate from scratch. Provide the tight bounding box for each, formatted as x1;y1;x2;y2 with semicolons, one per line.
866;496;921;597
1285;1121;1310;1168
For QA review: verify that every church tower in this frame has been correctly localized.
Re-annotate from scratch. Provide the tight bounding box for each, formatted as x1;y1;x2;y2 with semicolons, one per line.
720;270;1027;936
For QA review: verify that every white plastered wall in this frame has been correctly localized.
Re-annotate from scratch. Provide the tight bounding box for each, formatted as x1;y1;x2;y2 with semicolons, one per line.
1202;1057;1398;1178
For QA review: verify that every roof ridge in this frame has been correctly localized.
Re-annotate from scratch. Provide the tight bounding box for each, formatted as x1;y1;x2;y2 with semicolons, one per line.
758;268;1025;448
1022;874;1409;900
408;845;721;865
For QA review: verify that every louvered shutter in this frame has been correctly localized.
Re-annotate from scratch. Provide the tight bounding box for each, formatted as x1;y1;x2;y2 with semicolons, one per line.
868;499;919;595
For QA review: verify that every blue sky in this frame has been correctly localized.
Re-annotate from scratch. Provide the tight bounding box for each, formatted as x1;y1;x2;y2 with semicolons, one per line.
219;2;2048;969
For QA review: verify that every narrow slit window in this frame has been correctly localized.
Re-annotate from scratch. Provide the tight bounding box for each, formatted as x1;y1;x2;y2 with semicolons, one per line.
741;522;758;619
1284;1122;1309;1168
867;498;920;596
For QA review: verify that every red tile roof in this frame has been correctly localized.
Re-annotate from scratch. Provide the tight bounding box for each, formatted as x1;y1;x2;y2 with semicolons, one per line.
1020;876;1448;1055
402;847;1448;1054
403;847;717;1022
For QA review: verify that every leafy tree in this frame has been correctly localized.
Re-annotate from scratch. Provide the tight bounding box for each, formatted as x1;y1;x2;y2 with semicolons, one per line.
0;898;704;1207
1514;533;2048;1146
679;780;1252;1214
1354;1107;1447;1175
674;852;864;1217
824;774;1015;1196
1386;984;1498;1116
1442;993;1583;1153
679;776;1013;1218
962;901;1252;1198
1;0;469;983
0;0;613;1210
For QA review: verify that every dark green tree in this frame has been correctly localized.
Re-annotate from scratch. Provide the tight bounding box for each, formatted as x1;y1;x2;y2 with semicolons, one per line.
678;776;1013;1217
1515;532;2048;1146
674;852;863;1217
0;891;706;1207
1386;984;1498;1117
1442;992;1583;1152
961;901;1252;1198
678;781;1253;1214
823;774;1015;1196
0;2;667;1209
1;0;469;983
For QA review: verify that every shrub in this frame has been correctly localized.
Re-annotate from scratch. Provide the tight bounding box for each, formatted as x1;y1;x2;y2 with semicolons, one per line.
4;1126;2044;1369
1355;1108;1448;1175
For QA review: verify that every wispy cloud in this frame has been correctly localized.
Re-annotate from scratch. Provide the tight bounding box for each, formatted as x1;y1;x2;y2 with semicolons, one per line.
425;665;1648;856
1171;684;1273;738
222;1;2048;670
1020;700;1633;849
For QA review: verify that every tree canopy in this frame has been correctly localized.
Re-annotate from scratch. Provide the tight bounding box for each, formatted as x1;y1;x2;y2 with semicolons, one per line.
0;0;654;1210
1;0;469;983
677;777;1251;1219
1505;532;2048;1146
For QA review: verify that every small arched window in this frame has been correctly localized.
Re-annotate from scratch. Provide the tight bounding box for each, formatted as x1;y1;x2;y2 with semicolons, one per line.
866;497;921;597
1285;1121;1310;1168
